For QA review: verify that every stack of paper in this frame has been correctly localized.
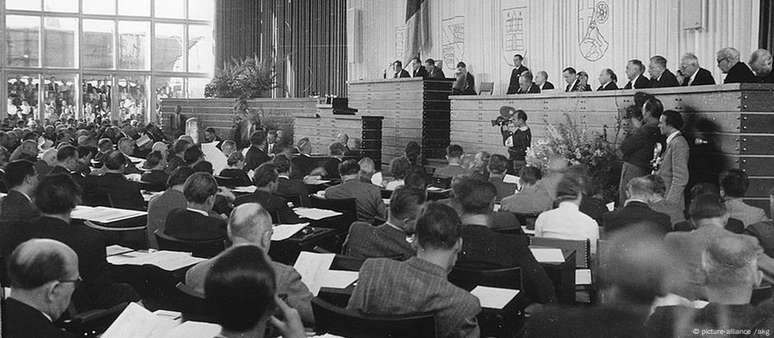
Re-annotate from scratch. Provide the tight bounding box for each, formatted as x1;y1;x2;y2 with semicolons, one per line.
271;223;309;241
470;286;520;309
293;207;343;220
161;321;222;338
106;245;136;257
71;206;147;223
530;248;565;263
100;303;223;338
232;185;257;193
293;252;336;296
503;174;520;184
108;250;206;271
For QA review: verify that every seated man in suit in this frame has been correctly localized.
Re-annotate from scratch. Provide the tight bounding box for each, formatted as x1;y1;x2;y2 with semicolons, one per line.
347;202;481;338
164;172;227;241
647;234;774;336
49;145;80;177
562;67;580;92
117;137;142;174
218;152;253;186
0;159;40;222
244;130;271;172
597;68;619;90
387;60;410;78
3;175;138;311
516;71;540;94
424;58;446;79
679;52;716;86
433;144;472;178
84;150;145;210
166;138;191;174
235;163;301;224
487;154;517;201
140;150;169;187
187;203;314;325
344;187;425;260
147;167;194;248
717;47;757;84
324;160;387;224
535;71;554;91
273;154;310;206
750;49;774;83
291;137;316;179
623;59;651;89
720;169;768;227
501;166;553;214
185;146;213;174
455;177;556;307
648;55;680;88
2;239;80;338
320;142;346;179
602;176;671;237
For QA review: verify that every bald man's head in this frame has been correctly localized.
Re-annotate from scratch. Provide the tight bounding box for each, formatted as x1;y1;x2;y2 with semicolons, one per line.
227;203;274;248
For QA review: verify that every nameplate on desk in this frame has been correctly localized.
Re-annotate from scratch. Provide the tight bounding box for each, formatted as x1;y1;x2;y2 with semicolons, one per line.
232;185;257;193
470;286;520;309
293;207;343;220
72;206;147;223
108;250;205;271
530;248;565;263
271;223;309;241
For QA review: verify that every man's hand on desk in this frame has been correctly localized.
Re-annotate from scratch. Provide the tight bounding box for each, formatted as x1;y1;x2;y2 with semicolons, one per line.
270;296;306;338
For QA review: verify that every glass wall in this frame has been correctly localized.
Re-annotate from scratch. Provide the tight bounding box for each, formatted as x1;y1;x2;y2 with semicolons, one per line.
1;0;214;124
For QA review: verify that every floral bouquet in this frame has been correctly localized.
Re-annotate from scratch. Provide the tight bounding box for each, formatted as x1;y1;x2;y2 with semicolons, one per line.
525;114;622;202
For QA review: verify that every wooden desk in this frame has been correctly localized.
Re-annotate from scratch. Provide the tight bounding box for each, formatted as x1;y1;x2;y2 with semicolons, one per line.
269;227;338;265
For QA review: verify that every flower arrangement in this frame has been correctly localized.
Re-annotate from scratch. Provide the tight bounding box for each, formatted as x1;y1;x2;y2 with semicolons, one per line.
526;114;622;202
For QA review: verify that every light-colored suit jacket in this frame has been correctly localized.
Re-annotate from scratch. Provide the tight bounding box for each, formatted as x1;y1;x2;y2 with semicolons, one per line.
656;133;689;209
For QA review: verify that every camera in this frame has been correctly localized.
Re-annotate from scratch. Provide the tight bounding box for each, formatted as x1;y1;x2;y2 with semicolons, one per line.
491;116;511;127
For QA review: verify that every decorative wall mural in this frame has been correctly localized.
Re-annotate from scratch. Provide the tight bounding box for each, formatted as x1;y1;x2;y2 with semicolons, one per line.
578;0;609;62
441;16;465;70
503;7;526;53
395;26;407;60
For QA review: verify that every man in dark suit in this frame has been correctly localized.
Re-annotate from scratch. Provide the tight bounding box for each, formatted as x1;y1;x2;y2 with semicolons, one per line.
424;58;446;79
244;130;271;172
324;159;387;223
454;177;557;306
507;54;530;94
623;59;651;89
717;47;757;83
2;239;80;338
117;137;142;174
49;145;86;187
84;151;145;210
535;71;554;91
166;138;191;174
679;53;716;86
234;163;301;224
452;62;476;95
165;172;227;241
344;187;424;260
273;154;310;206
597;68;619;91
602;176;671;237
562;67;580;92
408;57;427;78
2;175;139;311
648;55;680;88
748;49;774;83
486;154;517;201
291;137;316;179
516;71;540;94
387;60;410;78
0;160;40;222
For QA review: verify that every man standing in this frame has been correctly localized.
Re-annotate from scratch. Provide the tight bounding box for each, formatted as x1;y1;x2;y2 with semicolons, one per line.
507;54;530;94
618;98;662;206
535;71;554;90
717;47;757;84
679;53;716;86
648;56;680;88
424;58;446;79
562;67;580;92
655;110;689;210
623;59;651;89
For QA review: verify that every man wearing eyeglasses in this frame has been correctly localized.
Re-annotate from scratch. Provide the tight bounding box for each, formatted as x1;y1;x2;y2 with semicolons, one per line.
717;47;757;84
2;239;80;338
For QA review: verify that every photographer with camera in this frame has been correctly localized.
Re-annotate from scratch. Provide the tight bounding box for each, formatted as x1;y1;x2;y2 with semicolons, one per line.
496;106;531;174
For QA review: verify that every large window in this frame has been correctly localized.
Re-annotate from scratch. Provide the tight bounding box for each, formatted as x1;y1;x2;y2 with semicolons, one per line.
2;0;214;123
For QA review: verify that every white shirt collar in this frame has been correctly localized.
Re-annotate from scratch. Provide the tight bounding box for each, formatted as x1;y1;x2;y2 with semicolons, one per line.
14;190;32;202
186;208;209;216
278;174;289;179
688;70;698;85
666;130;681;145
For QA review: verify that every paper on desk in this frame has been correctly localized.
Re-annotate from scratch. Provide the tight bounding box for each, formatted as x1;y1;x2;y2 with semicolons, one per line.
503;174;520;184
319;270;359;289
606;202;615;212
232;185;257;193
293;251;336;296
293;207;343;220
106;245;135;257
71;206;146;223
108;251;206;271
101;302;180;338
426;186;444;192
271;223;309;241
471;286;520;309
493;204;501;212
530;248;565;263
161;321;222;338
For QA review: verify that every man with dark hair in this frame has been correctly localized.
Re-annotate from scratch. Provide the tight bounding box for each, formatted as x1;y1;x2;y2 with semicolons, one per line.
624;59;651;89
424;58;446;79
455;177;557;306
348;202;481;337
3;175;138;311
235;163;301;224
167;138;191;174
656;110;689;210
266;129;278;154
188;203;314;325
50;145;79;176
720;169;768;226
597;68;619;90
408;57;428;78
321;142;346;179
245;130;271;172
602;176;671;237
452;61;476;95
324;160;386;223
501;166;552;214
535;71;554;91
75;145;93;176
147;167;195;248
562;67;579;92
487;154;517;201
648;55;680;88
117;137;141;174
164;172;227;241
185;146;213;174
618;97;663;206
141;150;168;187
84;150;144;210
516;71;540;94
273;154;310;206
434;144;471;178
204;245;305;338
3;239;80;338
388;60;410;78
344;187;425;260
507;54;531;94
0;160;40;221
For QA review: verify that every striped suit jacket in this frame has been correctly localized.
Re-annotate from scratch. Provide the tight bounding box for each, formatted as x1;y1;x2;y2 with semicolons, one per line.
343;222;415;260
